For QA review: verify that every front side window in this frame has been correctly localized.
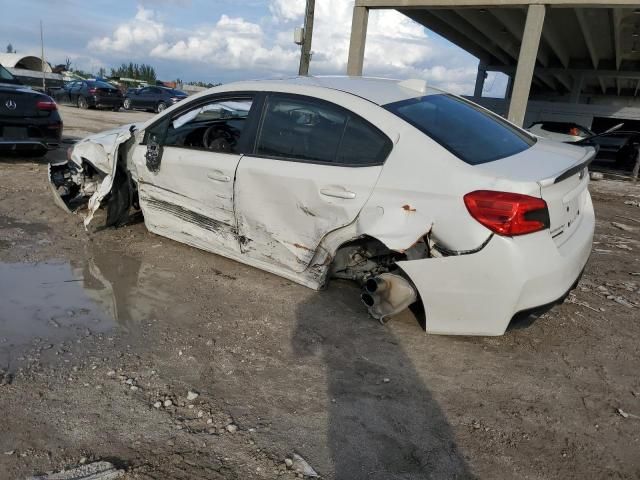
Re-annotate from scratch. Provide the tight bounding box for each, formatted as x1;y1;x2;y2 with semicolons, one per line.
256;94;391;166
385;94;535;165
163;97;253;153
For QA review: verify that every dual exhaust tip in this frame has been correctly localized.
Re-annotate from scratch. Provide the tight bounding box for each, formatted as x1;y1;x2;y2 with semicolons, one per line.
361;276;387;307
360;273;417;323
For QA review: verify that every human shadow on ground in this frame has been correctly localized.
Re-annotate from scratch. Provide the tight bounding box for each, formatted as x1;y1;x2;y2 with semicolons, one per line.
293;282;474;480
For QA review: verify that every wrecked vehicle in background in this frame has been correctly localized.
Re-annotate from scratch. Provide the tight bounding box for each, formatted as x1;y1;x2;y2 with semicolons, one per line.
49;76;595;336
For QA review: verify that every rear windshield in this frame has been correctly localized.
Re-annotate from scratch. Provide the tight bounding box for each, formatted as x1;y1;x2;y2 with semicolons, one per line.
90;81;116;89
384;94;535;165
0;64;19;84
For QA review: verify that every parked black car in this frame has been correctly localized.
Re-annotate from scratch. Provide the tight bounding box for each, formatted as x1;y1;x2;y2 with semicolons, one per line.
52;80;123;111
581;130;640;169
124;86;187;113
0;64;62;157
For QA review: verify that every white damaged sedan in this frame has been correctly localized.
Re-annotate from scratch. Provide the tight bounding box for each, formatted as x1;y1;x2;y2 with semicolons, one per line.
49;76;595;335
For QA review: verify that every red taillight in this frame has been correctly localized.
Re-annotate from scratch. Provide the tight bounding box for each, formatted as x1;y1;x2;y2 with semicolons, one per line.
463;190;550;236
88;88;97;95
36;99;57;111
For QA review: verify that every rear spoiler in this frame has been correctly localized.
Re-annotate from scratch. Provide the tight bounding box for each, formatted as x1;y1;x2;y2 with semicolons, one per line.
538;148;596;187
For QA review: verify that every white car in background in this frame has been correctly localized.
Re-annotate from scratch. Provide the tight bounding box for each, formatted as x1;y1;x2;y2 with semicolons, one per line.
528;121;593;143
49;76;595;336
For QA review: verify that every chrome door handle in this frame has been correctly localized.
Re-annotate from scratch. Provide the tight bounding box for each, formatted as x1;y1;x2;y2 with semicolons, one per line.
207;171;231;182
320;188;356;199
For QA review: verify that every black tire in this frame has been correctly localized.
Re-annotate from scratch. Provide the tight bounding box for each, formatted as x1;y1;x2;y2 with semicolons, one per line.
123;98;131;110
156;102;167;113
77;96;88;109
112;105;120;112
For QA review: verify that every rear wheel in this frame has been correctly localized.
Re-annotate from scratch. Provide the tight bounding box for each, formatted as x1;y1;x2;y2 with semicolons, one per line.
156;102;167;113
77;96;88;109
123;98;131;110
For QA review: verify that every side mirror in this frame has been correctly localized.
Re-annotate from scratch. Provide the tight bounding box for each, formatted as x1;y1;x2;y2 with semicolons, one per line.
145;138;162;172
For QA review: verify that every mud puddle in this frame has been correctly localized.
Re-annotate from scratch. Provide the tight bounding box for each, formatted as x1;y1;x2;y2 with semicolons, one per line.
0;251;176;370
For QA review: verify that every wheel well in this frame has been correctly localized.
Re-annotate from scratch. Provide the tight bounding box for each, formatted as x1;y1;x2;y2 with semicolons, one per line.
327;234;428;328
328;235;406;285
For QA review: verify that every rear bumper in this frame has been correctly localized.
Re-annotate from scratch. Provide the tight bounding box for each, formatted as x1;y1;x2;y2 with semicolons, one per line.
397;192;595;336
0;115;63;150
0;139;59;151
89;96;123;108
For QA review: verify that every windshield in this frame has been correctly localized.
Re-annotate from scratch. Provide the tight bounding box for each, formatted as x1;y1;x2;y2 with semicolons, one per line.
0;64;20;84
384;94;535;165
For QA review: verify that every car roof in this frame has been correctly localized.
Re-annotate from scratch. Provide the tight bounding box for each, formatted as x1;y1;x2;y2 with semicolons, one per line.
229;76;446;106
138;76;448;132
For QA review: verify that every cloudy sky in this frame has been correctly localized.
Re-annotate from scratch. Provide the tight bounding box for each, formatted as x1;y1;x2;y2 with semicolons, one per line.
0;0;507;96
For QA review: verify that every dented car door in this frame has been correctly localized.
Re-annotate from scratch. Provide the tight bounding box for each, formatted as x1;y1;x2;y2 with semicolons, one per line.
134;96;256;254
235;93;392;273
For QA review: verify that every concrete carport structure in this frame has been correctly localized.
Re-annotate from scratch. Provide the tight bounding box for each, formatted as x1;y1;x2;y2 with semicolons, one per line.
347;1;640;127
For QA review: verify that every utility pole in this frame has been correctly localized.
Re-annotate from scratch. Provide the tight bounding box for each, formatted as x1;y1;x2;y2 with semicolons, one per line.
40;20;46;92
298;0;315;76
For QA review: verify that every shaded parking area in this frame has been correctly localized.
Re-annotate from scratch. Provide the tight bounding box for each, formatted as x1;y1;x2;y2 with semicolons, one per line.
1;106;639;479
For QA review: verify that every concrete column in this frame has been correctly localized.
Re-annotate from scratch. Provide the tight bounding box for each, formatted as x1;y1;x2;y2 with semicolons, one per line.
473;61;487;99
570;75;584;103
507;4;546;126
347;6;369;76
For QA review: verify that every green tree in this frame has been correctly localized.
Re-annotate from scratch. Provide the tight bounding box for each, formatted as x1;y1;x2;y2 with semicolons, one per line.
6;43;14;53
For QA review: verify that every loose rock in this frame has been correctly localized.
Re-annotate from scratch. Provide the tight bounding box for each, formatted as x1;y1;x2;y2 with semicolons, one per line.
26;460;124;479
290;453;318;477
612;222;636;232
187;390;199;401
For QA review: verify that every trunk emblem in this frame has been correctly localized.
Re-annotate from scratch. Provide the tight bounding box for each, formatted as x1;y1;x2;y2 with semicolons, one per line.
5;99;17;110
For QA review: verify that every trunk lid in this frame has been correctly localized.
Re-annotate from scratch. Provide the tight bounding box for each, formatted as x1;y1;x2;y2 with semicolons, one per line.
95;87;120;97
475;139;595;246
0;84;42;117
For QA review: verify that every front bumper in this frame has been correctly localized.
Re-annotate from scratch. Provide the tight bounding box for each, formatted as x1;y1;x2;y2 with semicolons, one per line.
397;193;595;336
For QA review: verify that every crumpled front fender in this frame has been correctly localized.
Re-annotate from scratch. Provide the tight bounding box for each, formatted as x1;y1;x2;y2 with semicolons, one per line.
51;126;134;228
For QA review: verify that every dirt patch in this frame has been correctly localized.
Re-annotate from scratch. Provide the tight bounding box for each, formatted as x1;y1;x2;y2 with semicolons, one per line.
1;108;640;479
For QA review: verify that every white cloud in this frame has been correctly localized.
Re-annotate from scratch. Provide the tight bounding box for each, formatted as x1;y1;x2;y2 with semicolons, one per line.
86;1;483;94
269;0;305;23
88;6;165;53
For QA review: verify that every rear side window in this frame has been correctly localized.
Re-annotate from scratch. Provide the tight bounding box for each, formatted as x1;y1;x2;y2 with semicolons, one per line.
256;94;391;166
385;94;535;165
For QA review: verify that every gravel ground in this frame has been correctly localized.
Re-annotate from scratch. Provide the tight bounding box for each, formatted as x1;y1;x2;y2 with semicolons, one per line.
1;106;639;479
